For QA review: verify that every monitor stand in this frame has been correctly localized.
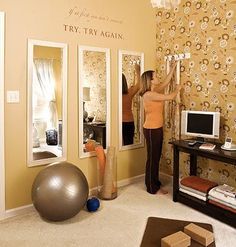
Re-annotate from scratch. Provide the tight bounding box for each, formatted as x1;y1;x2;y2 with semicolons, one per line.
195;137;205;144
185;137;205;146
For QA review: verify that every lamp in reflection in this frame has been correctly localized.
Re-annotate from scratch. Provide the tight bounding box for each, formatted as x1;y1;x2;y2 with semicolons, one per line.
83;87;91;122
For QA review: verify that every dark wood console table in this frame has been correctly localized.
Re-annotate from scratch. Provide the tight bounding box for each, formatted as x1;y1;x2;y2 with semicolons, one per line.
84;122;106;149
171;140;236;228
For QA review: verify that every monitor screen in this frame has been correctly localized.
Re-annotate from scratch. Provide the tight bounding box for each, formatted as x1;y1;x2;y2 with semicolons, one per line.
187;113;213;135
181;110;220;140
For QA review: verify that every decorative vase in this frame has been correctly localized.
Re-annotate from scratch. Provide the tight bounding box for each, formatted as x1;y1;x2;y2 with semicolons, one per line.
96;146;117;200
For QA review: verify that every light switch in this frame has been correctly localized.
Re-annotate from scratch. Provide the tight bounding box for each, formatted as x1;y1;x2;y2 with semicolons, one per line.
7;90;20;103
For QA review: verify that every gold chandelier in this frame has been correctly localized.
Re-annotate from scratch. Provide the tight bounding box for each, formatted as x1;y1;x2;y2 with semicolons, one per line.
151;0;181;9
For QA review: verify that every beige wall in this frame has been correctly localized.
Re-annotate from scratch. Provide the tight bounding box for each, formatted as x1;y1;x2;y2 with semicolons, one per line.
155;0;236;187
2;0;156;209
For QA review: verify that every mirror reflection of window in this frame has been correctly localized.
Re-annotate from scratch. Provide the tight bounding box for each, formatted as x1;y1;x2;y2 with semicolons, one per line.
32;46;62;159
119;51;144;151
28;40;67;166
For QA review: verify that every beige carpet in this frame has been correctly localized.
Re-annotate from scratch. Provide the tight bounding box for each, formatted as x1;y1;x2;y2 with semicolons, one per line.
0;175;235;247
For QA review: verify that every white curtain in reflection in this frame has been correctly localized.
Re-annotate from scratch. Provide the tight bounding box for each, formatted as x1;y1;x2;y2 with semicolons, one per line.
166;60;181;141
33;59;58;130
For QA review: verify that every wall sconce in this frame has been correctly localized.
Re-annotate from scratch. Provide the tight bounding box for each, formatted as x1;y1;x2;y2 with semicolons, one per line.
83;87;91;122
151;0;181;9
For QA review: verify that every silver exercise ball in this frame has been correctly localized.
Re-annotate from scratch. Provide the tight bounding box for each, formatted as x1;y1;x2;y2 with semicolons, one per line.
32;161;89;221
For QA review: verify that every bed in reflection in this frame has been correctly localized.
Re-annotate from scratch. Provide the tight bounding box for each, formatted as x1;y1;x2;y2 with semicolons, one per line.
33;150;57;160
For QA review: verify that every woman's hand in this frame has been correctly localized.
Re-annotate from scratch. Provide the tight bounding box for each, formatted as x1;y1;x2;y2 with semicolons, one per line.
176;84;182;91
170;60;177;69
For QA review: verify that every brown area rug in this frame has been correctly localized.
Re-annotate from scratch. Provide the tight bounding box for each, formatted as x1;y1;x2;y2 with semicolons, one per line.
140;217;215;247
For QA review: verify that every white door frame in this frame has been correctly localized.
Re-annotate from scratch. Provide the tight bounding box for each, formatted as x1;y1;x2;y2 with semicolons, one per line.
0;11;5;219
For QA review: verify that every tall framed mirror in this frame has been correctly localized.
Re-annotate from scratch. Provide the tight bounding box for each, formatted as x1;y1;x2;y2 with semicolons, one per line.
78;46;110;158
0;11;5;215
118;50;144;150
27;39;67;167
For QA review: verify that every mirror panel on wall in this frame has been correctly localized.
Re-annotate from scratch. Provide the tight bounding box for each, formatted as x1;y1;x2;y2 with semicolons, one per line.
0;11;5;214
27;39;67;167
118;50;144;151
78;46;110;158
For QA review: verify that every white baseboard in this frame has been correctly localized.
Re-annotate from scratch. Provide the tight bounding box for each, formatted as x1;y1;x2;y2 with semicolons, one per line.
0;174;145;221
160;171;172;180
0;204;35;221
117;173;145;187
89;173;145;196
1;173;171;221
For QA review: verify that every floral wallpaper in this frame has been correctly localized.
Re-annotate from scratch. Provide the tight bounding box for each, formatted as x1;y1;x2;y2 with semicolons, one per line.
122;54;141;143
155;0;236;186
82;51;106;121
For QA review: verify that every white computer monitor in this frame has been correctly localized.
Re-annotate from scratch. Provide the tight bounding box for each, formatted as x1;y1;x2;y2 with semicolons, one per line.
181;110;220;141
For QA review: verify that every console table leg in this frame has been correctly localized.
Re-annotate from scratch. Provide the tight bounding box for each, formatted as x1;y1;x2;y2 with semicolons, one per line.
190;154;197;176
173;147;179;202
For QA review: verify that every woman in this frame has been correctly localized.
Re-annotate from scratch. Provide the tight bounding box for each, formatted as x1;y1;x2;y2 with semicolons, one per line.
122;64;141;145
139;63;181;194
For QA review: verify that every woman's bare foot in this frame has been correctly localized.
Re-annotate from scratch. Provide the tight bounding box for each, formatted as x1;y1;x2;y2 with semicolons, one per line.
157;188;168;195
